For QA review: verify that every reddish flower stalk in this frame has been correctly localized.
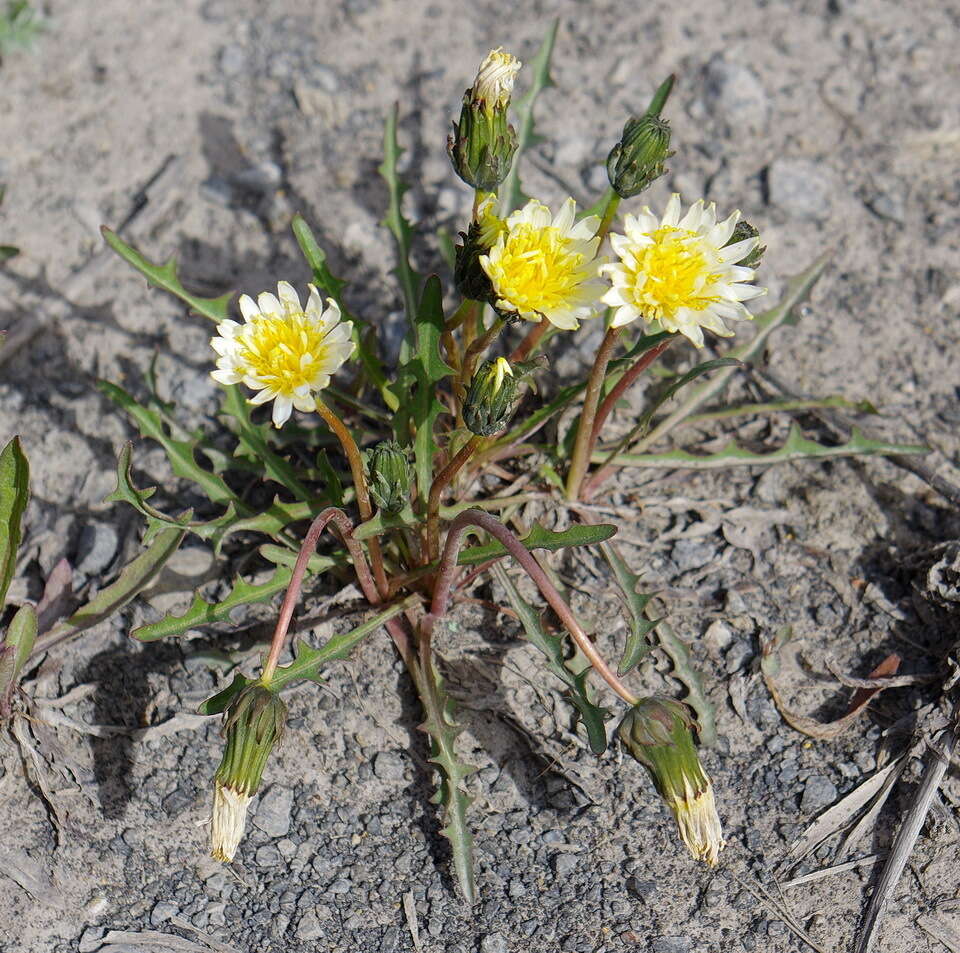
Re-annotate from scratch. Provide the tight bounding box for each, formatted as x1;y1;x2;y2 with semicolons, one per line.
425;435;483;563
260;507;379;684
422;508;637;705
589;337;674;444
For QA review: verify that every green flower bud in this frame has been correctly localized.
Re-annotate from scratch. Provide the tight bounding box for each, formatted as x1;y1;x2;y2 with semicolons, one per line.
618;697;724;866
463;357;518;436
366;440;411;515
724;219;766;269
211;684;286;863
448;49;521;191
606;114;673;199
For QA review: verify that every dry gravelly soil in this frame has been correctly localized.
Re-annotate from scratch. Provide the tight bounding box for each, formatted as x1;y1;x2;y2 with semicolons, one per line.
1;1;960;951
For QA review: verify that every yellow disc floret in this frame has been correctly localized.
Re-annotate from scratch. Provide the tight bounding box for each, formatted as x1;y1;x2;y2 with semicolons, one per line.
210;281;354;427
600;194;765;348
480;197;606;330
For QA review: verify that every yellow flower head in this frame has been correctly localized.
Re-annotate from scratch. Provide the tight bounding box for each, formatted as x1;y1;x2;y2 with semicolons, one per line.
600;194;766;348
473;48;521;114
210;281;354;428
480;197;606;330
475;193;507;248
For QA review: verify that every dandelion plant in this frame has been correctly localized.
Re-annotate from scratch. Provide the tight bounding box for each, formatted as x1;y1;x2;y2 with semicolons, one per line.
96;28;927;904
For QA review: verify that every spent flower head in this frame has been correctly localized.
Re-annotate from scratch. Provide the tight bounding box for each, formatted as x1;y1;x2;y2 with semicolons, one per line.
618;697;724;866
473;47;521;114
480;197;607;330
210;281;354;427
448;48;521;191
211;684;287;863
600;194;765;348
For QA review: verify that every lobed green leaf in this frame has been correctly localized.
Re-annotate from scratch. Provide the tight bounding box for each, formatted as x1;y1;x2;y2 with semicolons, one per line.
492;563;609;754
599;423;929;471
132;564;293;642
600;542;660;675
101;227;232;323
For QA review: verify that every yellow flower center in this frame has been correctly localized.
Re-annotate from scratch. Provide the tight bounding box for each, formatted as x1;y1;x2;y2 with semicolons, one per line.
492;224;585;315
238;314;330;396
631;226;718;320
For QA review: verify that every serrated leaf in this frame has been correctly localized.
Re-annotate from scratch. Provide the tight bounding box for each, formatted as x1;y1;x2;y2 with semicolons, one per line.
681;395;880;428
39;525;186;646
379;105;423;332
499;19;559;215
597;358;742;470
291;214;398;412
652;616;716;747
458;521;616;566
600;542;660;675
631;253;830;452
600;423;928;470
402;276;453;504
99;381;246;512
269;594;419;689
258;543;341;575
492;563;609;754
408;649;477;905
132;565;293;642
0;436;29;611
197;672;251;715
101;227;232;323
106;442;241;546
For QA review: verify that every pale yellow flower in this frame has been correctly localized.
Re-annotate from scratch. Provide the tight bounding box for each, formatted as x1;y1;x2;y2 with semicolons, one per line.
475;193;507;248
600;194;765;348
210;281;354;428
480;197;606;330
473;48;521;113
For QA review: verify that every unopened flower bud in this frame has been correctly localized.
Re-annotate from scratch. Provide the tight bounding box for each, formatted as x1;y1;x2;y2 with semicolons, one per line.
463;357;518;436
606;114;673;198
211;684;286;863
448;49;521;191
366;440;411;515
618;697;724;866
724;219;766;269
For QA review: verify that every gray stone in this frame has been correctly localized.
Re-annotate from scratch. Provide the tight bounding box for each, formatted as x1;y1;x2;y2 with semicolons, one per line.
768;158;833;221
724;639;754;674
652;938;694;953
480;934;509;953
78;927;105;953
373;750;406;781
254;844;282;867
297;909;324;941
553;853;579;876
704;55;769;132
254;785;294;838
672;538;715;572
150;901;178;925
801;775;838;813
76;521;119;575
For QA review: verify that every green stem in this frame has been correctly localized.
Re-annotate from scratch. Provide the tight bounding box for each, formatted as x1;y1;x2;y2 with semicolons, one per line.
564;326;621;501
595;191;621;243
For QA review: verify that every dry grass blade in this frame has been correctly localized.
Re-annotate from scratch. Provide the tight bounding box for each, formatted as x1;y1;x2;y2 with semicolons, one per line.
403;890;423;953
917;914;960;953
785;756;906;867
0;847;61;906
728;871;831;953
781;854;883;889
854;727;957;953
